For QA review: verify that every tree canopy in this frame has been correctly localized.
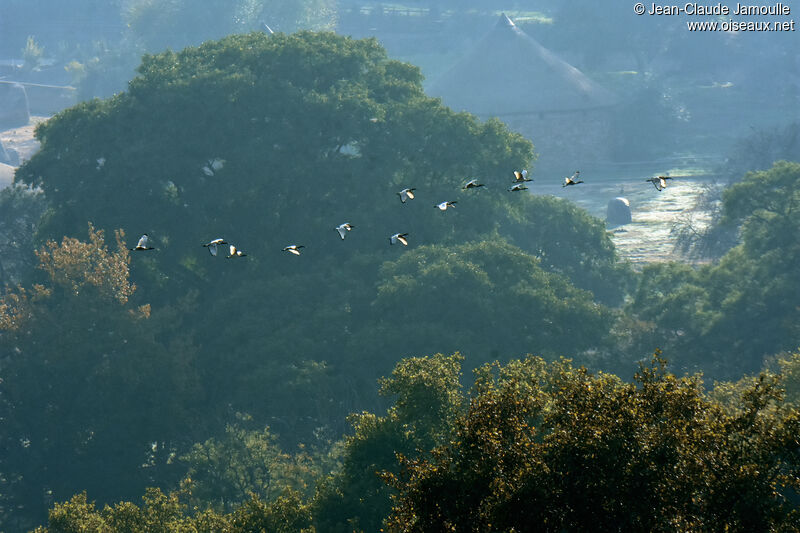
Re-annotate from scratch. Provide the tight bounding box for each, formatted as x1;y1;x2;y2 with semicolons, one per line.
4;14;799;533
0;224;204;531
30;352;800;532
386;353;800;532
4;31;639;529
13;30;630;436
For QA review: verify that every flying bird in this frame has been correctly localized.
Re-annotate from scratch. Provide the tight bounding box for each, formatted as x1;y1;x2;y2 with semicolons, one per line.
462;179;485;189
226;244;247;258
512;170;532;183
389;233;409;246
397;188;416;203
202;158;225;176
282;244;305;256
130;234;155;251
434;201;457;211
646;176;673;191
336;223;355;240
202;238;228;256
508;183;529;192
563;171;584;187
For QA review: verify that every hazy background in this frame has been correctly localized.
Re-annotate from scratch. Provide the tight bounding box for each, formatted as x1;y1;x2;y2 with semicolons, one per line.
2;0;797;158
1;2;799;531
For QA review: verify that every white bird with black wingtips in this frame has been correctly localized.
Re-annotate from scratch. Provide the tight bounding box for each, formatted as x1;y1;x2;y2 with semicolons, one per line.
463;179;484;190
130;234;155;251
435;201;457;211
283;244;305;256
336;223;355;240
397;188;416;203
389;233;409;246
646;175;672;191
563;171;584;187
512;170;532;183
508;183;529;192
202;238;228;256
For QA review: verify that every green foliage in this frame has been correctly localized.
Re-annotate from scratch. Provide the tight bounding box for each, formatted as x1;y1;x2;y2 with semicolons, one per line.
676;129;800;260
713;350;800;411
490;194;632;307
387;353;800;532
230;492;313;533
32;352;800;531
624;161;800;377
721;160;800;229
22;36;45;72
378;352;464;446
369;240;615;366
34;488;208;532
179;423;320;512
66;41;143;101
312;352;465;532
33;492;108;533
0;185;47;286
19;31;532;293
10;31;634;528
0;225;202;531
12;30;628;451
777;350;800;405
679;155;800;259
33;488;312;533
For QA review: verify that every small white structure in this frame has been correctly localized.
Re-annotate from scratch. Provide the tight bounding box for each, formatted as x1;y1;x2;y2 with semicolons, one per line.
607;197;632;225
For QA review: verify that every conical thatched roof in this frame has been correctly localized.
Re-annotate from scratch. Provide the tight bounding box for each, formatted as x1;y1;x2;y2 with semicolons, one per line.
428;14;616;115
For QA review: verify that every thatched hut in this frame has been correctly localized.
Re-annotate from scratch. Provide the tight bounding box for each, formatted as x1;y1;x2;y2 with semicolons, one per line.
427;14;617;171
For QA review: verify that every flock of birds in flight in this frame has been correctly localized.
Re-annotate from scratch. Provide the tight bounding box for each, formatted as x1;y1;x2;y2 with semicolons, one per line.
128;164;677;257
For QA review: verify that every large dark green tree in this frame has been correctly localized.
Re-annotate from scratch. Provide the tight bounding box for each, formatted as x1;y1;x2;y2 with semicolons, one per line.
18;31;538;297
8;31;636;528
386;354;800;532
311;352;465;532
365;239;614;362
30;352;800;532
17;31;627;305
15;30;630;443
0;225;203;531
0;185;47;286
